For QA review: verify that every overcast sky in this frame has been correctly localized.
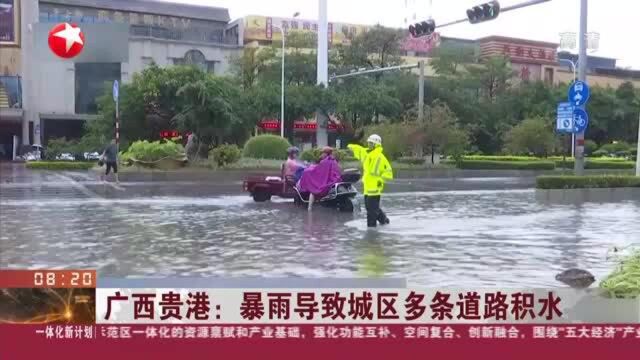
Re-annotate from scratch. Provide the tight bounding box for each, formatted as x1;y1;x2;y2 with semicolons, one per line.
170;0;640;68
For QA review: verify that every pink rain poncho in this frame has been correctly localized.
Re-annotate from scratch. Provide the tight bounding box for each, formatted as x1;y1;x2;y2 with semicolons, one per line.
297;155;342;197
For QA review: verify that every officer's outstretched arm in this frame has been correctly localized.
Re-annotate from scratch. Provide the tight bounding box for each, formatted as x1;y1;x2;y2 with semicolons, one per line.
347;144;367;161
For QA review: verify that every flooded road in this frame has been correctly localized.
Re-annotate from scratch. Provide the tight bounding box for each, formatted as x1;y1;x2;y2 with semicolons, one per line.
2;164;639;287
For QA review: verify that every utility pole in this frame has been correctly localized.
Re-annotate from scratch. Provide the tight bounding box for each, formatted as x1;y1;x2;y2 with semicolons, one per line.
574;0;588;175
316;0;329;147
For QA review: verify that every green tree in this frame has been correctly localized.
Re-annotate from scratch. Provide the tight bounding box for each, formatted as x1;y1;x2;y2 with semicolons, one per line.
337;25;405;70
503;116;556;156
173;76;250;147
229;47;275;90
419;101;470;162
430;43;477;77
467;56;515;101
83;65;208;149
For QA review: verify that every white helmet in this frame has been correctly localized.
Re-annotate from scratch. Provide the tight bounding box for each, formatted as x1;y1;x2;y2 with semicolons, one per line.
367;134;382;145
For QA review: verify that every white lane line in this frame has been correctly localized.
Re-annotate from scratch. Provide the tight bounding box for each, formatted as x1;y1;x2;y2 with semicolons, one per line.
47;172;101;198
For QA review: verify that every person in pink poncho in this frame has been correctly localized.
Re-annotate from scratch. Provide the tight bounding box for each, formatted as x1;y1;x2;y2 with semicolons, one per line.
297;147;342;211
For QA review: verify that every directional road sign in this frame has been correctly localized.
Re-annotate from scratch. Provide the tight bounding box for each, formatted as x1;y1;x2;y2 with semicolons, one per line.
556;102;574;133
568;80;590;107
573;108;589;133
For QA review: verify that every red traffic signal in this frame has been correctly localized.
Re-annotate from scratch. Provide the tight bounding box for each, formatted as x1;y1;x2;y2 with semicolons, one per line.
467;1;501;24
409;19;436;38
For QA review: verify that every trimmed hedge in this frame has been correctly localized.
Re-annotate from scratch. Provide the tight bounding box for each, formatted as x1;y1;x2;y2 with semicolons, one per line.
242;135;291;160
26;161;95;170
462;155;541;162
300;148;353;163
457;160;555;170
554;160;636;169
396;157;426;165
536;175;640;189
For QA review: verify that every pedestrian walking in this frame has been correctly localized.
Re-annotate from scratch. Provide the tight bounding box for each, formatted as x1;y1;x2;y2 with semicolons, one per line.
348;134;393;227
101;139;119;184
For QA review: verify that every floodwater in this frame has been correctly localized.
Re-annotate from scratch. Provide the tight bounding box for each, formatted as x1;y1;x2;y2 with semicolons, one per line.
1;165;639;287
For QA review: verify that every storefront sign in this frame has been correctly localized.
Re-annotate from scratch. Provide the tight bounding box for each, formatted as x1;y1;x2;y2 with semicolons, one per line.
244;15;367;46
401;32;441;53
259;119;342;132
38;3;204;30
480;37;558;65
0;0;19;45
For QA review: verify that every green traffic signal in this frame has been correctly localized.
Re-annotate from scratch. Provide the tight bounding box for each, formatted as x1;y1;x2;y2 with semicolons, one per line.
467;1;501;24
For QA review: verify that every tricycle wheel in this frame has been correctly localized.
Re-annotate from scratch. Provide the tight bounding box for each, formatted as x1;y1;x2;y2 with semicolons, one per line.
294;194;304;206
252;190;272;202
338;198;355;213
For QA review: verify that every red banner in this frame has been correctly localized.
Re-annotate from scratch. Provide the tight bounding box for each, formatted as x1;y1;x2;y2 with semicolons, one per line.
0;324;637;358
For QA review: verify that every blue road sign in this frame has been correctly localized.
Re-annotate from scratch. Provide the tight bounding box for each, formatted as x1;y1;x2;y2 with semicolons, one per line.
568;80;590;106
113;80;119;102
573;108;589;133
556;102;574;133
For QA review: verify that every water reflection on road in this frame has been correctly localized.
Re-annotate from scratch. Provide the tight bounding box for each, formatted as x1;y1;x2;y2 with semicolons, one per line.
2;185;639;287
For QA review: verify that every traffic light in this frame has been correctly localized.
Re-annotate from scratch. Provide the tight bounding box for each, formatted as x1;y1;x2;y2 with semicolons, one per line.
466;1;501;24
409;19;436;38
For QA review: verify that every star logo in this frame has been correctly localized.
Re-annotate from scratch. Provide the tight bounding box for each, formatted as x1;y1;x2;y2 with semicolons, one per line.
48;23;85;59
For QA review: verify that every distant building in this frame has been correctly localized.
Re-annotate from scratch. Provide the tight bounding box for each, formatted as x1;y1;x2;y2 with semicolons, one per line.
0;0;241;160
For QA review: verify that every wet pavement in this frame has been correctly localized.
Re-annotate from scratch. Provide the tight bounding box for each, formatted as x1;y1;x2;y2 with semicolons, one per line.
1;163;639;287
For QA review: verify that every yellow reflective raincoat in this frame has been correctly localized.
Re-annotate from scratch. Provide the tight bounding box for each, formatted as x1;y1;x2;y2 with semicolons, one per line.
347;144;394;196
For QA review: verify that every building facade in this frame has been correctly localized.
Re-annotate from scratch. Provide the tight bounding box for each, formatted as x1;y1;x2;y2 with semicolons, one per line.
0;0;241;160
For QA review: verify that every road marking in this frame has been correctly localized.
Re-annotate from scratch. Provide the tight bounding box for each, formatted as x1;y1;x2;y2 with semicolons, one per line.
48;172;100;198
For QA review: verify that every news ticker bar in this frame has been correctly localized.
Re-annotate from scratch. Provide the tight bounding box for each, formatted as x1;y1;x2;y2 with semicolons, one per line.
22;324;640;341
2;324;639;359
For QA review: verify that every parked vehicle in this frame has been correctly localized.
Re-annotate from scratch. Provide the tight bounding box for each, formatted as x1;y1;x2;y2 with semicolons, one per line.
84;152;101;160
18;144;43;161
56;153;76;161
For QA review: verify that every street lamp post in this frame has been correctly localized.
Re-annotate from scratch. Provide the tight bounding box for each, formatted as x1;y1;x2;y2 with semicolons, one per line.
276;12;300;139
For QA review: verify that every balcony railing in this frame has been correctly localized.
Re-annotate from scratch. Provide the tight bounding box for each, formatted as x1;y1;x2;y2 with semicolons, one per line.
0;76;22;109
130;25;239;46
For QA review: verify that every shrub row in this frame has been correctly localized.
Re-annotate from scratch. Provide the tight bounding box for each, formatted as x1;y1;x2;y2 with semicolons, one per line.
26;161;95;170
457;160;556;170
396;157;426;165
536;175;640;189
124;140;185;162
300;148;355;163
555;160;635;169
463;155;541;162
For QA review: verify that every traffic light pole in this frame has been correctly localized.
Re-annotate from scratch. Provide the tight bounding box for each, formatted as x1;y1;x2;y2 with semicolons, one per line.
574;0;588;176
437;0;552;29
418;60;425;122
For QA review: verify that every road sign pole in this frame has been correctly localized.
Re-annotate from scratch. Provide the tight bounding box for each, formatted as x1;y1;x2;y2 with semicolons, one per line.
574;0;588;175
115;100;120;154
113;80;120;153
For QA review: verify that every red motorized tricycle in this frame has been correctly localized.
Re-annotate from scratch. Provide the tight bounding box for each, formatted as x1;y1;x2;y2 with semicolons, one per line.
243;165;361;212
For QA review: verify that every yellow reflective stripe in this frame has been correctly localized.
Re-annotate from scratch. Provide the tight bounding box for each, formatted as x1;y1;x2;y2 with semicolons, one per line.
372;156;382;176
